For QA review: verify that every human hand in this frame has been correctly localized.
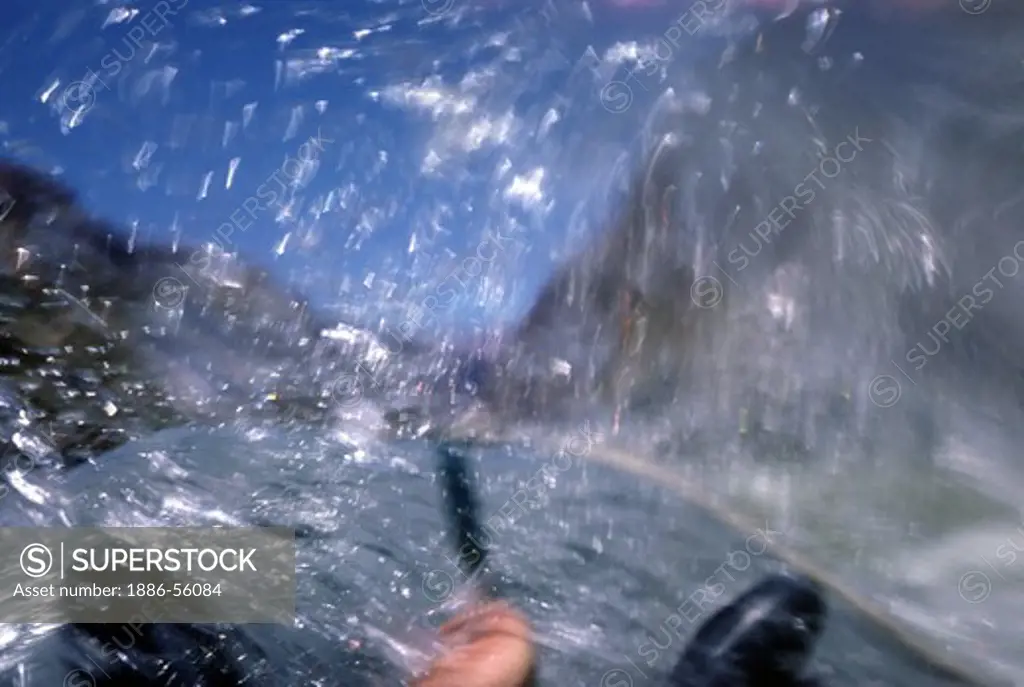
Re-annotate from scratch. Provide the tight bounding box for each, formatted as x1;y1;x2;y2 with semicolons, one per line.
414;601;535;687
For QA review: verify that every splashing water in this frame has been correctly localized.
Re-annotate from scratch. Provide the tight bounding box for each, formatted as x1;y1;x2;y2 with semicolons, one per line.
0;1;1023;686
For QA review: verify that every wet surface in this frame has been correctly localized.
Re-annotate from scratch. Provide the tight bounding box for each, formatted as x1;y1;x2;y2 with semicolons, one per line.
0;426;985;686
1;1;1024;686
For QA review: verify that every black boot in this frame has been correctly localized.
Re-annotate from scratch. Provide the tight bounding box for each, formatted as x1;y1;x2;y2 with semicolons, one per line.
667;573;827;687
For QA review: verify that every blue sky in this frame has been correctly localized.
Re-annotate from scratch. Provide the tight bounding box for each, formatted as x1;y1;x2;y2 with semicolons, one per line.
1;0;698;334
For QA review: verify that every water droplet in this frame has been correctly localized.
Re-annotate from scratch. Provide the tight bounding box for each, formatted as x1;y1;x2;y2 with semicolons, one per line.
802;8;841;54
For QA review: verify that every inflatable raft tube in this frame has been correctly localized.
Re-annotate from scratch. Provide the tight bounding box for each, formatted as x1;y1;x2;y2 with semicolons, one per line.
535;435;1007;687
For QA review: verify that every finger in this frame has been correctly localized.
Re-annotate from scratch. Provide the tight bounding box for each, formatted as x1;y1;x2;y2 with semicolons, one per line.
416;606;535;687
437;602;522;641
